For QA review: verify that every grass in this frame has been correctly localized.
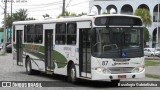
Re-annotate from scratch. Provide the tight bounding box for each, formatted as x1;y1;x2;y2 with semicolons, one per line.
145;60;160;79
145;60;160;66
146;74;160;79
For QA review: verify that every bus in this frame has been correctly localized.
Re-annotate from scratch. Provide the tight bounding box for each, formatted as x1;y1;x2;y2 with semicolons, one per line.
12;14;145;83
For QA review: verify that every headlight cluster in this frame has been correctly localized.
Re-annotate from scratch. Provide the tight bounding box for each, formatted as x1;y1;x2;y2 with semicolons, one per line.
132;66;144;73
95;67;111;74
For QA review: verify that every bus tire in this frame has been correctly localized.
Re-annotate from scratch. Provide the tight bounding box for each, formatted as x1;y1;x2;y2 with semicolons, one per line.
68;64;77;83
26;57;34;75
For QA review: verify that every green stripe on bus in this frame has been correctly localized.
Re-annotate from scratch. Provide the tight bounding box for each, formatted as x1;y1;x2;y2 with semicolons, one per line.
52;50;67;68
13;44;67;68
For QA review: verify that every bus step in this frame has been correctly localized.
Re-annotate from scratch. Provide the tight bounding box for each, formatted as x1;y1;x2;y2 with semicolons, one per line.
46;71;54;75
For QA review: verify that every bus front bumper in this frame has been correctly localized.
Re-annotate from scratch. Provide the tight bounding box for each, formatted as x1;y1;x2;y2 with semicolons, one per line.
91;69;145;80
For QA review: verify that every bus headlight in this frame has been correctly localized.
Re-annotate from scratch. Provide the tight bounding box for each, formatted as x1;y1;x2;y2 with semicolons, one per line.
95;67;111;74
132;66;144;73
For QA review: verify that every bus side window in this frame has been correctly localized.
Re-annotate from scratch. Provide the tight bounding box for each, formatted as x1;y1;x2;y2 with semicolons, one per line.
55;23;66;45
34;25;43;43
24;25;27;42
67;23;77;45
26;25;34;43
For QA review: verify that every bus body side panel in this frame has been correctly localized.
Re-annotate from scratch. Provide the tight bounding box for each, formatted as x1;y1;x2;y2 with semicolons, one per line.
30;24;56;72
53;45;78;76
26;52;45;71
52;21;92;76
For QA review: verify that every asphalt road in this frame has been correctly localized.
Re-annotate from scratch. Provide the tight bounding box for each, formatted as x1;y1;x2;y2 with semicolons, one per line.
0;53;160;90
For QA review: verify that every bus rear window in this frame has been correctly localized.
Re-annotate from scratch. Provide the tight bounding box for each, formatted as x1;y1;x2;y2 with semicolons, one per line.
94;16;142;26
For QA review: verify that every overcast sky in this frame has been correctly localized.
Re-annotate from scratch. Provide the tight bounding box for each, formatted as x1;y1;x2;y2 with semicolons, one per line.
0;0;89;27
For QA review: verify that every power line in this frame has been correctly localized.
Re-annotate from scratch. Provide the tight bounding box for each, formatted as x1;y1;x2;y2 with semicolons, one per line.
10;1;62;11
30;1;89;12
67;1;89;7
12;2;62;10
6;6;61;13
10;1;89;13
12;1;62;6
66;0;72;9
10;0;89;11
27;7;61;12
0;5;4;10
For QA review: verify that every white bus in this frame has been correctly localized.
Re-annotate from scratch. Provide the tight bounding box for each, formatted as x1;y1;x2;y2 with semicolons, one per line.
12;14;145;83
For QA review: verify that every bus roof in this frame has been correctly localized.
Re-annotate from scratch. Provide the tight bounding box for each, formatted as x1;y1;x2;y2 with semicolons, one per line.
13;14;142;25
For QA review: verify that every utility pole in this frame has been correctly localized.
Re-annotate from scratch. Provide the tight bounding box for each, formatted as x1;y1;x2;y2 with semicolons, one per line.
157;3;160;48
62;0;65;16
10;0;13;43
2;0;7;54
11;0;12;16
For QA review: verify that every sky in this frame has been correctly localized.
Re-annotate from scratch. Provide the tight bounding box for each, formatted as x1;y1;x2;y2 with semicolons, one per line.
0;0;90;27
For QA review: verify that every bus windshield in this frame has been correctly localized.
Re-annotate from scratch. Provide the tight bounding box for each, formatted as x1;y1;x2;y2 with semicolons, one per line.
91;27;143;58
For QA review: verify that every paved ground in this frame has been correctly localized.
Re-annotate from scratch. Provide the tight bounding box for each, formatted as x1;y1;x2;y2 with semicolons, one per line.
0;53;160;90
144;56;160;77
0;53;160;81
146;66;160;76
0;53;55;81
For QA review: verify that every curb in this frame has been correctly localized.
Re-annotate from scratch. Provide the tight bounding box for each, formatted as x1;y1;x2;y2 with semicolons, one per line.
145;57;160;60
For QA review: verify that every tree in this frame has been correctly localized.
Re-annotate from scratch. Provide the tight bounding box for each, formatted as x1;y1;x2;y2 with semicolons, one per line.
102;11;109;14
134;8;152;47
6;15;13;28
6;9;28;28
57;11;76;18
42;13;52;19
134;8;152;27
0;28;4;32
12;9;28;21
42;13;50;18
143;27;150;43
5;9;30;43
77;12;87;16
26;17;36;20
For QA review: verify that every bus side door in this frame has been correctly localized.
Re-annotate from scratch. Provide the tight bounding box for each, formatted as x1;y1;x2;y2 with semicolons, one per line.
78;21;92;78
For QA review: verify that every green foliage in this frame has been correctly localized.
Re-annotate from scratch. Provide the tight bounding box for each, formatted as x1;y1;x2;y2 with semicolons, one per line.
12;9;28;21
57;11;76;18
0;28;4;32
77;12;87;16
6;8;34;28
26;17;36;20
134;8;152;27
6;15;13;28
57;11;78;18
146;74;160;79
57;11;87;18
42;13;50;18
134;8;152;45
102;12;109;14
144;27;150;43
145;60;160;66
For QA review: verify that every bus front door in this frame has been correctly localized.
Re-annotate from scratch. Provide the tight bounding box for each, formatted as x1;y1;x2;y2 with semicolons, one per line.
16;30;23;66
79;29;91;78
45;30;54;71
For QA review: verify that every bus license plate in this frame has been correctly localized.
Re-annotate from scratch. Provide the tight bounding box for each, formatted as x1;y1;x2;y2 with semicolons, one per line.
118;75;126;78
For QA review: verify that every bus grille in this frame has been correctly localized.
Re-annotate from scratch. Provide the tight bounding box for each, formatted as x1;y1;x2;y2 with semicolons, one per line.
108;67;134;74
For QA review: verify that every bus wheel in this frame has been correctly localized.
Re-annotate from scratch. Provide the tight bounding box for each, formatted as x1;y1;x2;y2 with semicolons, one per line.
68;64;77;83
26;57;34;75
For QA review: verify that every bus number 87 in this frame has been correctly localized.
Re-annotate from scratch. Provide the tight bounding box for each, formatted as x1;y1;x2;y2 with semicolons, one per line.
102;61;108;66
